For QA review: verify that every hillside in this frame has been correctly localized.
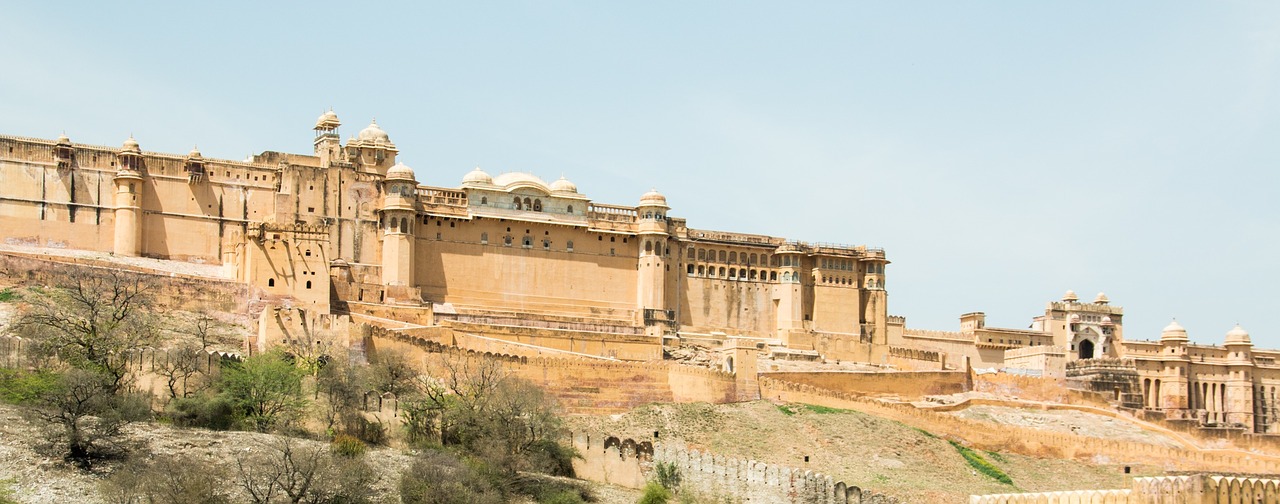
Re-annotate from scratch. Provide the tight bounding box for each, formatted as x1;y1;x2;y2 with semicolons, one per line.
570;401;1166;503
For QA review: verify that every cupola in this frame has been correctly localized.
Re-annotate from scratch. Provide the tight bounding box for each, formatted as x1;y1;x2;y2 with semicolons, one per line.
1093;292;1109;304
550;176;578;193
1062;290;1078;303
1160;319;1189;343
386;162;416;181
1225;324;1252;346
462;167;493;186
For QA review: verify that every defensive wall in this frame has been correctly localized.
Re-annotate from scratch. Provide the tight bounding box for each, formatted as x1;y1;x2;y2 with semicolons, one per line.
760;370;968;400
572;431;900;503
758;377;1280;474
971;474;1280;503
363;325;746;415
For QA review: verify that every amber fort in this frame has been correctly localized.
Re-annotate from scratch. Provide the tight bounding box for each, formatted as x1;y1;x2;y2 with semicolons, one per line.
2;111;1279;501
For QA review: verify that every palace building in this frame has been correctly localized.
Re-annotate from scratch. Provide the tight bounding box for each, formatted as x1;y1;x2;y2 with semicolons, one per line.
1;111;1274;434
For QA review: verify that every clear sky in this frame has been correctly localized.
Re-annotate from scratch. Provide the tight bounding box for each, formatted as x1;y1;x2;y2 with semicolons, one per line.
2;2;1277;348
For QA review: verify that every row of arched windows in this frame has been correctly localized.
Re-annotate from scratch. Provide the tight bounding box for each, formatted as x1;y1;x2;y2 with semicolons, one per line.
687;264;779;282
821;275;855;286
384;216;409;234
687;247;771;266
478;231;575;252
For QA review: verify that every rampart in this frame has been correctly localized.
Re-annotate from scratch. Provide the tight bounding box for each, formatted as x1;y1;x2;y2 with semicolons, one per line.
571;431;900;503
760;371;968;399
971;474;1280;503
364;325;740;414
758;377;1280;474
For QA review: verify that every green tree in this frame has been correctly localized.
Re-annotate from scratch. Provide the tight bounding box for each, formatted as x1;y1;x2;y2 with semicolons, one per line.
219;350;307;432
31;368;150;462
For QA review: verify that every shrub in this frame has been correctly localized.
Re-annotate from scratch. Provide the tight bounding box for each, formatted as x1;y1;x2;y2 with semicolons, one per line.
0;368;59;405
541;490;586;504
331;434;367;458
949;441;1012;485
100;454;230;504
0;288;18;303
654;461;682;491
524;438;579;477
638;481;672;504
0;478;17;504
166;392;235;430
399;450;504;504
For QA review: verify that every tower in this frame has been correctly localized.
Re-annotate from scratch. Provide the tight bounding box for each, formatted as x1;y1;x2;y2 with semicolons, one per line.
773;244;806;344
313;110;342;168
1224;325;1255;427
859;252;890;345
345;120;397;175
380;162;418;288
636;189;669;335
113;136;144;257
1153;320;1190;412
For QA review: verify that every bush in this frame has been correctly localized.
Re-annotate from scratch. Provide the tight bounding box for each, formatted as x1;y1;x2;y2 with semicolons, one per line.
166;392;235;430
541;490;586;504
218;350;307;432
949;441;1012;485
399;450;504;504
100;454;230;504
637;481;672;504
654;461;681;492
524;438;579;477
0;478;17;504
331;434;367;458
0;368;58;405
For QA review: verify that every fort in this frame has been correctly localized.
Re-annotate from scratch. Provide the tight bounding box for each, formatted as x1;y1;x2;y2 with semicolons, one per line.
2;112;1278;500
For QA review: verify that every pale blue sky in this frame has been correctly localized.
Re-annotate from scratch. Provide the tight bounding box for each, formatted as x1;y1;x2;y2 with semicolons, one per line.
3;2;1277;348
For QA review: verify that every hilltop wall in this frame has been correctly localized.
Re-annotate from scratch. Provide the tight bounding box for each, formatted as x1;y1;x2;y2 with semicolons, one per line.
364;325;740;414
761;370;968;399
571;431;900;503
759;377;1280;474
971;474;1280;503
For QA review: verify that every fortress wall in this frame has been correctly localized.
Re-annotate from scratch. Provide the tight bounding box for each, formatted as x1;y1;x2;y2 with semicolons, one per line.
761;371;968;399
972;474;1280;503
571;431;901;503
811;333;883;365
972;373;1115;407
415;224;640;317
344;302;434;326
679;277;776;337
667;364;739;404
759;377;1280;474
440;320;660;361
0;252;249;314
811;284;861;335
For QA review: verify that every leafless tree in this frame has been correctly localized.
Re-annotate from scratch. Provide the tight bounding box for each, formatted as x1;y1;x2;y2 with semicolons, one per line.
153;343;207;399
235;437;376;504
32;368;150;462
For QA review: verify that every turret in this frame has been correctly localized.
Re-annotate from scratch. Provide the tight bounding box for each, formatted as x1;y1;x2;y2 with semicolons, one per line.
345;119;397;174
113;136;144;257
636;189;669;333
1224;325;1255;427
773;243;806;340
380;162;417;287
313;109;342;168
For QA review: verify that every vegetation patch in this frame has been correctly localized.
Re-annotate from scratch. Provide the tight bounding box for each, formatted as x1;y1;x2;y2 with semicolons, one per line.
912;427;938;439
986;450;1008;463
776;404;796;416
0;288;18;303
950;440;1013;485
803;404;850;414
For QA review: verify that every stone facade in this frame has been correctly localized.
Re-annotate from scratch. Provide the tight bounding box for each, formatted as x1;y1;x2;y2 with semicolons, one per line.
0;112;890;357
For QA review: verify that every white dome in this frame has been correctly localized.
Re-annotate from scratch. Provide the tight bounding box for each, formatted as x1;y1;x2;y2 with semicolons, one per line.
1226;324;1251;345
187;146;202;159
56;133;71;144
492;172;550;191
315;110;340;129
1093;292;1109;304
386;162;416;181
357;120;390;143
1161;319;1188;342
550;176;577;193
121;136;140;153
640;188;668;207
1069;314;1081;323
462;167;493;185
1100;316;1113;326
1062;290;1078;302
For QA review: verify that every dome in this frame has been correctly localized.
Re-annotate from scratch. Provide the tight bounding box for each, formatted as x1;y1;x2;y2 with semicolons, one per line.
462;167;493;185
1225;324;1252;346
1069;314;1081;323
357;120;390;143
1062;290;1078;302
56;133;71;145
492;172;550;191
1161;319;1189;342
1101;316;1113;326
315;110;340;129
187;146;202;160
121;136;141;153
640;188;668;207
550;176;577;193
386;162;416;181
1093;292;1109;304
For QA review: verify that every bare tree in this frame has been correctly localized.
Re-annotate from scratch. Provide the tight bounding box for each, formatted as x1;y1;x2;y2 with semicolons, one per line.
235;437;376;504
32;368;150;462
11;269;159;392
153;343;207;399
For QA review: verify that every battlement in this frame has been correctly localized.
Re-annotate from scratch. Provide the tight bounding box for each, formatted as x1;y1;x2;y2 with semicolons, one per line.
971;474;1280;503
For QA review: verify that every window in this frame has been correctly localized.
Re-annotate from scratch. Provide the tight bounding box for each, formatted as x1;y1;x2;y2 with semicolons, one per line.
514;198;522;210
400;218;408;234
305;250;311;257
480;196;488;205
533;199;542;212
522;236;532;248
697;249;705;261
645;241;653;254
566;240;574;252
481;232;488;244
268;278;275;287
524;197;532;210
504;235;513;246
543;239;551;250
566;205;573;214
698;265;705;275
687;264;695;275
718;250;727;262
719;267;726;277
610;248;615;256
305;280;312;289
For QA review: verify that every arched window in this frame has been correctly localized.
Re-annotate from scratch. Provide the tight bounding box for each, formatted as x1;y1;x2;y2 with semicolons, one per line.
782;272;791;282
533;199;542;212
698;265;705;275
749;270;757;280
305;280;312;289
729;268;736;279
645;241;653;254
697;249;705;261
504;235;513;246
566;205;573;214
687;246;695;258
770;271;777;281
481;232;488;244
729;251;737;263
305;249;311;257
718;267;726;277
399;218;408;234
480;196;488;205
522;236;532;248
514;197;522;210
687;264;695;275
543;239;551;250
718;250;726;262
566;240;574;252
524;197;532;210
749;253;757;265
268;278;276;287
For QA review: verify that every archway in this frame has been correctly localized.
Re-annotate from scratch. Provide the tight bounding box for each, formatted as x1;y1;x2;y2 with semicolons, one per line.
1078;339;1095;359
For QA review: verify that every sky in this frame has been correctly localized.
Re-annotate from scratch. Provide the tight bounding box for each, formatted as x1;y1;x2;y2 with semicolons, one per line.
2;2;1277;348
